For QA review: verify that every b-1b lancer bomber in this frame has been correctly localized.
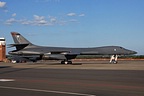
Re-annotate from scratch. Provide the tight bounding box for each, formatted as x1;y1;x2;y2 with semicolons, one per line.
8;32;137;64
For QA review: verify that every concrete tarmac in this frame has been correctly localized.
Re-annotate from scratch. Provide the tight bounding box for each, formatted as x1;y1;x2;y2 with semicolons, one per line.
0;60;144;96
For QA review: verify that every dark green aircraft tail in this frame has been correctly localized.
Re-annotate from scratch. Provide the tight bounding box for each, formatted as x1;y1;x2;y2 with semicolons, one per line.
10;32;33;50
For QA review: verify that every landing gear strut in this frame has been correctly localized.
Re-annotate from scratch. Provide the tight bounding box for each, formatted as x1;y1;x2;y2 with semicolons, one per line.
61;60;72;64
109;55;118;64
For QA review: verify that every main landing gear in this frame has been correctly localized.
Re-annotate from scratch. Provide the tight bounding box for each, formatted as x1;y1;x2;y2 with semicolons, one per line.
61;60;72;64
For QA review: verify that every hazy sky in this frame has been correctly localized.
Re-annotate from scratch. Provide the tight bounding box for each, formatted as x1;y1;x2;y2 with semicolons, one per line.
0;0;144;54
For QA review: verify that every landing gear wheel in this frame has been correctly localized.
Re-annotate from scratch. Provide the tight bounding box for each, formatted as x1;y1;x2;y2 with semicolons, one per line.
61;60;72;64
68;61;72;64
64;61;68;64
113;61;118;64
61;61;65;64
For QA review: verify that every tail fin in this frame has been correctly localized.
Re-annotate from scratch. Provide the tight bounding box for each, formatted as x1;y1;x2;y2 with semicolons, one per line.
11;32;32;44
10;32;33;50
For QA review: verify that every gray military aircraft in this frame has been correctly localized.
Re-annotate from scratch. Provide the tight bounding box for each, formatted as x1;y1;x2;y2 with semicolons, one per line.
8;32;137;64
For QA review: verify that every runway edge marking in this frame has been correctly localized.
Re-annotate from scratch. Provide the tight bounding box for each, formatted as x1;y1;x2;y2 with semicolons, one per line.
0;79;15;82
0;86;96;96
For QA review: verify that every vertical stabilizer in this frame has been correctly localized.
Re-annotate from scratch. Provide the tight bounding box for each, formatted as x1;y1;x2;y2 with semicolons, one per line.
11;32;32;44
10;32;33;50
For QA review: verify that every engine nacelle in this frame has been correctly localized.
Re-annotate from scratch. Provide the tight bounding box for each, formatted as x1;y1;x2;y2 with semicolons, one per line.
42;54;66;60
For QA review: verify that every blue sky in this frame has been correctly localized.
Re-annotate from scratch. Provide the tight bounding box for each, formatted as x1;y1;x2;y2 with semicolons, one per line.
0;0;144;55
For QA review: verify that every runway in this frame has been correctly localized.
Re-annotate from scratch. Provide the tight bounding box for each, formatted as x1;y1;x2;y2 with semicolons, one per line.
0;60;144;96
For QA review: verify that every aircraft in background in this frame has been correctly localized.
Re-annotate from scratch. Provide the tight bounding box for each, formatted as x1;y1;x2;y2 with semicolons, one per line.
8;32;137;64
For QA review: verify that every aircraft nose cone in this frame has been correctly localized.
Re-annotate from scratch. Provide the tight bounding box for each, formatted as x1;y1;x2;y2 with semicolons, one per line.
129;50;137;54
132;51;137;54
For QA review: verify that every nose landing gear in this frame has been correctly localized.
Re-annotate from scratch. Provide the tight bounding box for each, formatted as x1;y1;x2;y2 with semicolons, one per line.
110;55;118;64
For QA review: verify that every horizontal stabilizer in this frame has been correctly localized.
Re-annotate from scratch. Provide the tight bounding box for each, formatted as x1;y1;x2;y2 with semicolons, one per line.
8;43;29;50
